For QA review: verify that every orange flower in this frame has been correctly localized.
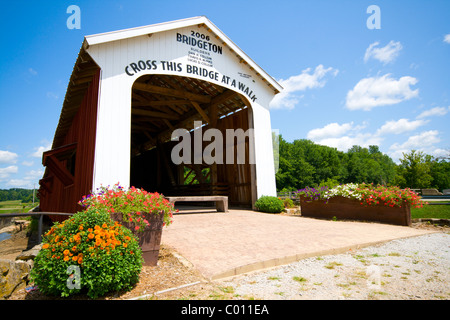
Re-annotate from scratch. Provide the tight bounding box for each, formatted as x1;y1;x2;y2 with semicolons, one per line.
79;225;84;231
71;246;77;252
64;256;70;261
88;233;94;239
63;249;70;255
42;243;49;249
72;256;78;261
122;243;128;248
102;223;107;228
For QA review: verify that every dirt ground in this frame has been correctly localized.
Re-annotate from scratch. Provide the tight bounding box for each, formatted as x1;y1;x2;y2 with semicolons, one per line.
1;221;448;300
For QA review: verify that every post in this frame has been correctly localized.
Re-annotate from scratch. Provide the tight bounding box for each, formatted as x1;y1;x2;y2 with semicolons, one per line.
38;214;43;243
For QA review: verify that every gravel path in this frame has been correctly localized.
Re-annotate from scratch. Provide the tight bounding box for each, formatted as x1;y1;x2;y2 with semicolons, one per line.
219;232;450;300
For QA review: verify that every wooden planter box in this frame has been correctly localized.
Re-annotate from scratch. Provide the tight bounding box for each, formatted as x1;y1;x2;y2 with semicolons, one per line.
110;211;165;266
299;196;411;226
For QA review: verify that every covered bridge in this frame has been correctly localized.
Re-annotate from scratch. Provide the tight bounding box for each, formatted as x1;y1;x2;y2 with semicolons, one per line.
38;16;282;214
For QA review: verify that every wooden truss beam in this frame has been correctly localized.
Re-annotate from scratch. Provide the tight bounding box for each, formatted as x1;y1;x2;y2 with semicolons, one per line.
45;155;74;187
133;82;211;104
190;100;210;123
131;108;180;120
133;100;189;107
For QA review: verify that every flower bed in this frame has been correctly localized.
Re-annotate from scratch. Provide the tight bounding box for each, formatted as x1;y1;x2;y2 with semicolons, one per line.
296;183;425;226
78;183;176;265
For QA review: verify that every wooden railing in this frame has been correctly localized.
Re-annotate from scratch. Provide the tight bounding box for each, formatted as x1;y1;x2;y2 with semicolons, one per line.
276;191;298;200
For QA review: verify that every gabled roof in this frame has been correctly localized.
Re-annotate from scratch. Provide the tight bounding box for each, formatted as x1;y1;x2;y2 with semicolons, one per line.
83;16;283;93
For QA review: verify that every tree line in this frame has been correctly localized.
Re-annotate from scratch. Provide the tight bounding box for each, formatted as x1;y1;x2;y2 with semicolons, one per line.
274;135;450;192
0;188;37;203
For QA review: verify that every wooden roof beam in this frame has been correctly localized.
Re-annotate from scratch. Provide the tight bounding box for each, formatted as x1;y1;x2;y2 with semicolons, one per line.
132;108;180;120
133;99;189;107
190;101;210;123
133;82;211;104
210;89;238;107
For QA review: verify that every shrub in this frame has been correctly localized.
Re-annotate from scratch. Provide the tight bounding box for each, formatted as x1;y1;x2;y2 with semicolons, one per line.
254;196;285;213
283;198;295;208
30;207;143;298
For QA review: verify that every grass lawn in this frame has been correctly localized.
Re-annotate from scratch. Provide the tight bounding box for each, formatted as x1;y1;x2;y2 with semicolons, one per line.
411;201;450;220
0;200;38;214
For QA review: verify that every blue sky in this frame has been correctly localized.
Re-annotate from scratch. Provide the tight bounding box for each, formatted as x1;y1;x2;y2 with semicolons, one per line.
0;0;449;189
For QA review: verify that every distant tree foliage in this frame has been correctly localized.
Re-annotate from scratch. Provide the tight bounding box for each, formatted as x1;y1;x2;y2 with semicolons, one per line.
0;188;36;202
275;136;449;192
394;150;450;191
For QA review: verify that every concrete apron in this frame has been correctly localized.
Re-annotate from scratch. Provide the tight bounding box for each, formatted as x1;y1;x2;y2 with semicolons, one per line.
161;209;436;280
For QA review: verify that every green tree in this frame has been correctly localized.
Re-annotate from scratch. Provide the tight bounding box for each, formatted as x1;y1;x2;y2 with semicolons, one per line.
345;145;396;185
429;158;450;191
274;137;397;191
394;150;433;188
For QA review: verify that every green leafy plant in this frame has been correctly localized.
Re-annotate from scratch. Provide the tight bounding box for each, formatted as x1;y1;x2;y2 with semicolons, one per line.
254;196;285;213
30;207;143;298
283;198;295;208
78;183;176;231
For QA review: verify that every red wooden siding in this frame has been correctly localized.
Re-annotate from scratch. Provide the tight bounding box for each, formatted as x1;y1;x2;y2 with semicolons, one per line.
39;70;100;218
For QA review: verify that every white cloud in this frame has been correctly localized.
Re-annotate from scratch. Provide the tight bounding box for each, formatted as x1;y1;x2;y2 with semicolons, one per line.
0;166;19;180
25;169;44;180
306;121;381;152
0;150;18;164
416;106;450;119
431;148;450;159
307;122;354;140
2;168;44;188
396;130;440;149
376;118;428;135
32;143;52;158
346;74;419;111
364;40;402;64
46;92;58;100
6;179;31;188
270;65;338;109
316;134;383;152
22;160;34;167
28;68;38;76
388;130;441;161
444;34;450;44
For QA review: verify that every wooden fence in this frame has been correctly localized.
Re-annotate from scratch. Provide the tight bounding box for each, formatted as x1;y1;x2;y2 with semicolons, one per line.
276;191;298;200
